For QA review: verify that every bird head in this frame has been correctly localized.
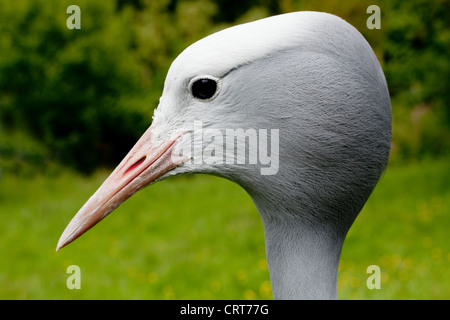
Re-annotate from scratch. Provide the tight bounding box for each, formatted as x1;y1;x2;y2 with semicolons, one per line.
57;12;391;251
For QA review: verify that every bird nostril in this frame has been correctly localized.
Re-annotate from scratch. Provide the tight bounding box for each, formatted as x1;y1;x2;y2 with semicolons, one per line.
125;156;147;175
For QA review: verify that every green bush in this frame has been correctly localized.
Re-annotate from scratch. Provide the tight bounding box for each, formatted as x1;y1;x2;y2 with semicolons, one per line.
383;0;450;160
0;0;149;172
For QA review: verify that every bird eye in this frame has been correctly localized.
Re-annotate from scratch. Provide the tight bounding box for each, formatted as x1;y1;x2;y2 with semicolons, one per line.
190;77;219;100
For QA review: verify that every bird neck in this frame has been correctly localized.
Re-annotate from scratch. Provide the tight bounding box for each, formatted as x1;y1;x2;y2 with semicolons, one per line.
262;216;344;300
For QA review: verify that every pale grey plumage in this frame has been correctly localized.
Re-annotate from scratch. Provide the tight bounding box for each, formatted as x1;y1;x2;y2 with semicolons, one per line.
158;12;391;299
58;11;391;299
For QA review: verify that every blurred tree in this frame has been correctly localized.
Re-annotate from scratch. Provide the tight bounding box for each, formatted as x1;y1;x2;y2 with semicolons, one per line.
0;0;148;172
382;0;450;158
117;0;145;11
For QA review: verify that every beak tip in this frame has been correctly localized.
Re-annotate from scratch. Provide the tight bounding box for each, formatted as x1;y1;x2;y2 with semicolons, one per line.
55;127;179;253
56;225;77;252
56;235;68;252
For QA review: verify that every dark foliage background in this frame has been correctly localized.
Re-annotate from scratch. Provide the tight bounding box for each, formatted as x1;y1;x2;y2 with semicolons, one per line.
0;0;449;174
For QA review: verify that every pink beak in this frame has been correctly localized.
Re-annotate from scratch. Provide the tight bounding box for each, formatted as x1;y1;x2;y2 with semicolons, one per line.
56;126;181;251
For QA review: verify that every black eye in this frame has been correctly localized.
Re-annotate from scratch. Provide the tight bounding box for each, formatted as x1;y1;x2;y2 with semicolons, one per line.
191;78;218;100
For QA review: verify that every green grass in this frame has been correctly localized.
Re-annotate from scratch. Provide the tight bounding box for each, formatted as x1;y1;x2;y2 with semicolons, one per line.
0;158;449;299
339;157;450;299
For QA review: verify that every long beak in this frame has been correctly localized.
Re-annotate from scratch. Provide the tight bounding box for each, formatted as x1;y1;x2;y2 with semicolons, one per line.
56;126;181;251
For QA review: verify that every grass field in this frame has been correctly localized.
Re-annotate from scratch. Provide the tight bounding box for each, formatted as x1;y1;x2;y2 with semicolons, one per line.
0;158;449;299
